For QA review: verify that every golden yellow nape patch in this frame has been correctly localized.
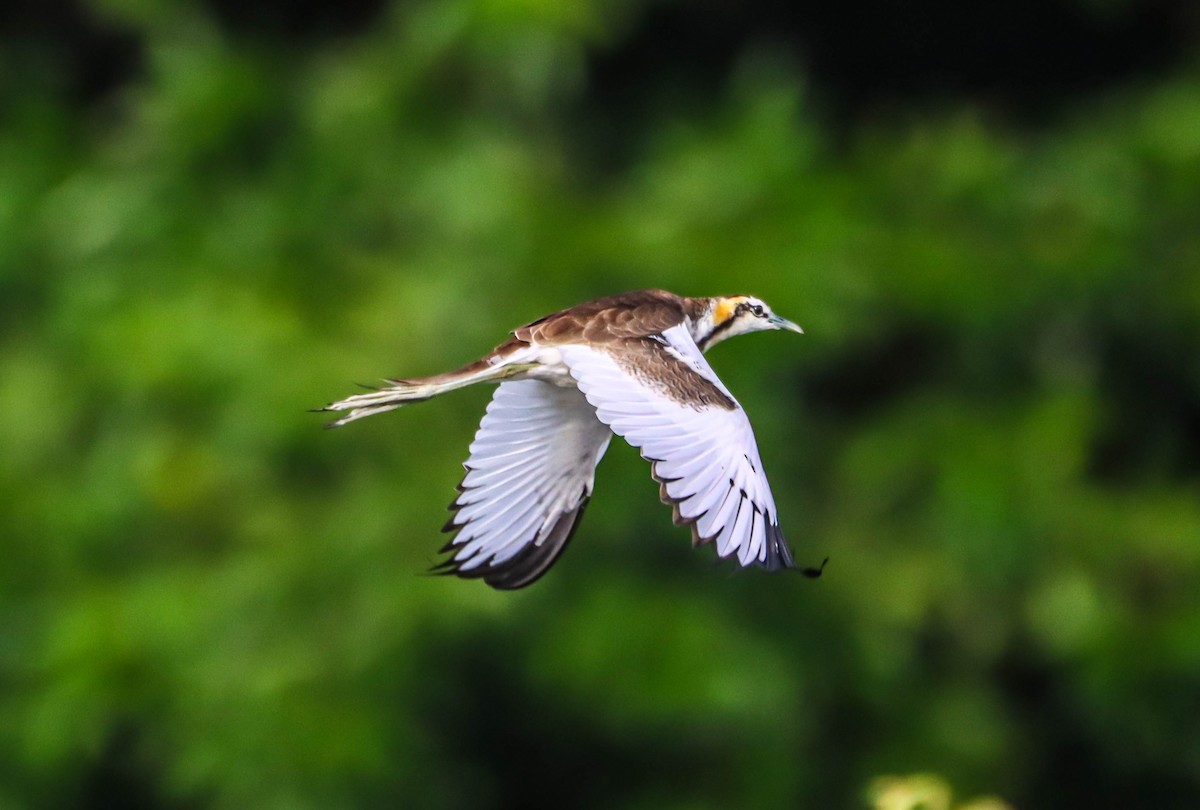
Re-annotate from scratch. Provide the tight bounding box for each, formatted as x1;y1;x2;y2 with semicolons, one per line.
714;296;747;325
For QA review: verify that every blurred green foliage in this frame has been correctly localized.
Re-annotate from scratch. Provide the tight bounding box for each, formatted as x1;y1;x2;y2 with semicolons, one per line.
868;773;1013;810
2;1;1199;808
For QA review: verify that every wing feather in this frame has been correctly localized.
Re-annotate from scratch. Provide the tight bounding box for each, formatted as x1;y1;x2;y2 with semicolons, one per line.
437;379;612;589
558;324;797;571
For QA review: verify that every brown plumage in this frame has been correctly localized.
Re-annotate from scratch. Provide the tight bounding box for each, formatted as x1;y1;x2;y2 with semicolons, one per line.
510;289;702;346
379;290;697;395
608;338;736;411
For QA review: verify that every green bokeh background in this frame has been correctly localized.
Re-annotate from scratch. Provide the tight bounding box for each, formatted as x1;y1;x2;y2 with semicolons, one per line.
2;1;1199;807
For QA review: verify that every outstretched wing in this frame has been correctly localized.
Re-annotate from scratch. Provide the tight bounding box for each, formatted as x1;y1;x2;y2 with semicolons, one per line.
437;379;612;589
558;325;796;570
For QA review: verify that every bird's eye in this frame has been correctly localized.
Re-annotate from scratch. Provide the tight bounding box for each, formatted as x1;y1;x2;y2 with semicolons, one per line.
751;304;765;317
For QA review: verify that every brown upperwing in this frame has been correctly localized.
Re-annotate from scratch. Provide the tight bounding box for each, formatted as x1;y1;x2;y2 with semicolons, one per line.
605;337;736;411
510;289;698;346
501;289;734;410
401;290;706;385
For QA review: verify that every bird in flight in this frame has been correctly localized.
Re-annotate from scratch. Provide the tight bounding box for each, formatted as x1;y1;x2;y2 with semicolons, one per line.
319;289;825;589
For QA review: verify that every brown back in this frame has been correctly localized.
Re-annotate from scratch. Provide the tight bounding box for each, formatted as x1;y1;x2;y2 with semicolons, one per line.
511;289;703;346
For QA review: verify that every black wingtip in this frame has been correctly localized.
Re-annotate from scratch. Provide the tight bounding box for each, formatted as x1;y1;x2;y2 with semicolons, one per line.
801;557;829;579
762;520;796;572
432;495;592;591
428;557;460;574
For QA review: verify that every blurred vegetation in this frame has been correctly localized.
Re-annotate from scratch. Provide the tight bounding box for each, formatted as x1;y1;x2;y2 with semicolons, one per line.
2;0;1199;807
868;773;1013;810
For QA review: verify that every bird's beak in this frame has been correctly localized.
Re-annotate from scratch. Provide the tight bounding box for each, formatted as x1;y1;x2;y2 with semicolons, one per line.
768;314;804;334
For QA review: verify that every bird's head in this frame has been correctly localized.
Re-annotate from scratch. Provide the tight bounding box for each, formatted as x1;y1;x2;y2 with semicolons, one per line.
691;295;803;351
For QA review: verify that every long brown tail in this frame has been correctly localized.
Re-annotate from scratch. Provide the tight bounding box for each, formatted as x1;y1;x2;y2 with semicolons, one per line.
316;354;525;428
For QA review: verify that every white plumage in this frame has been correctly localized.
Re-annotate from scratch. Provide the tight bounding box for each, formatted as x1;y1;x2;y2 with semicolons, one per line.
557;325;782;568
447;380;611;573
